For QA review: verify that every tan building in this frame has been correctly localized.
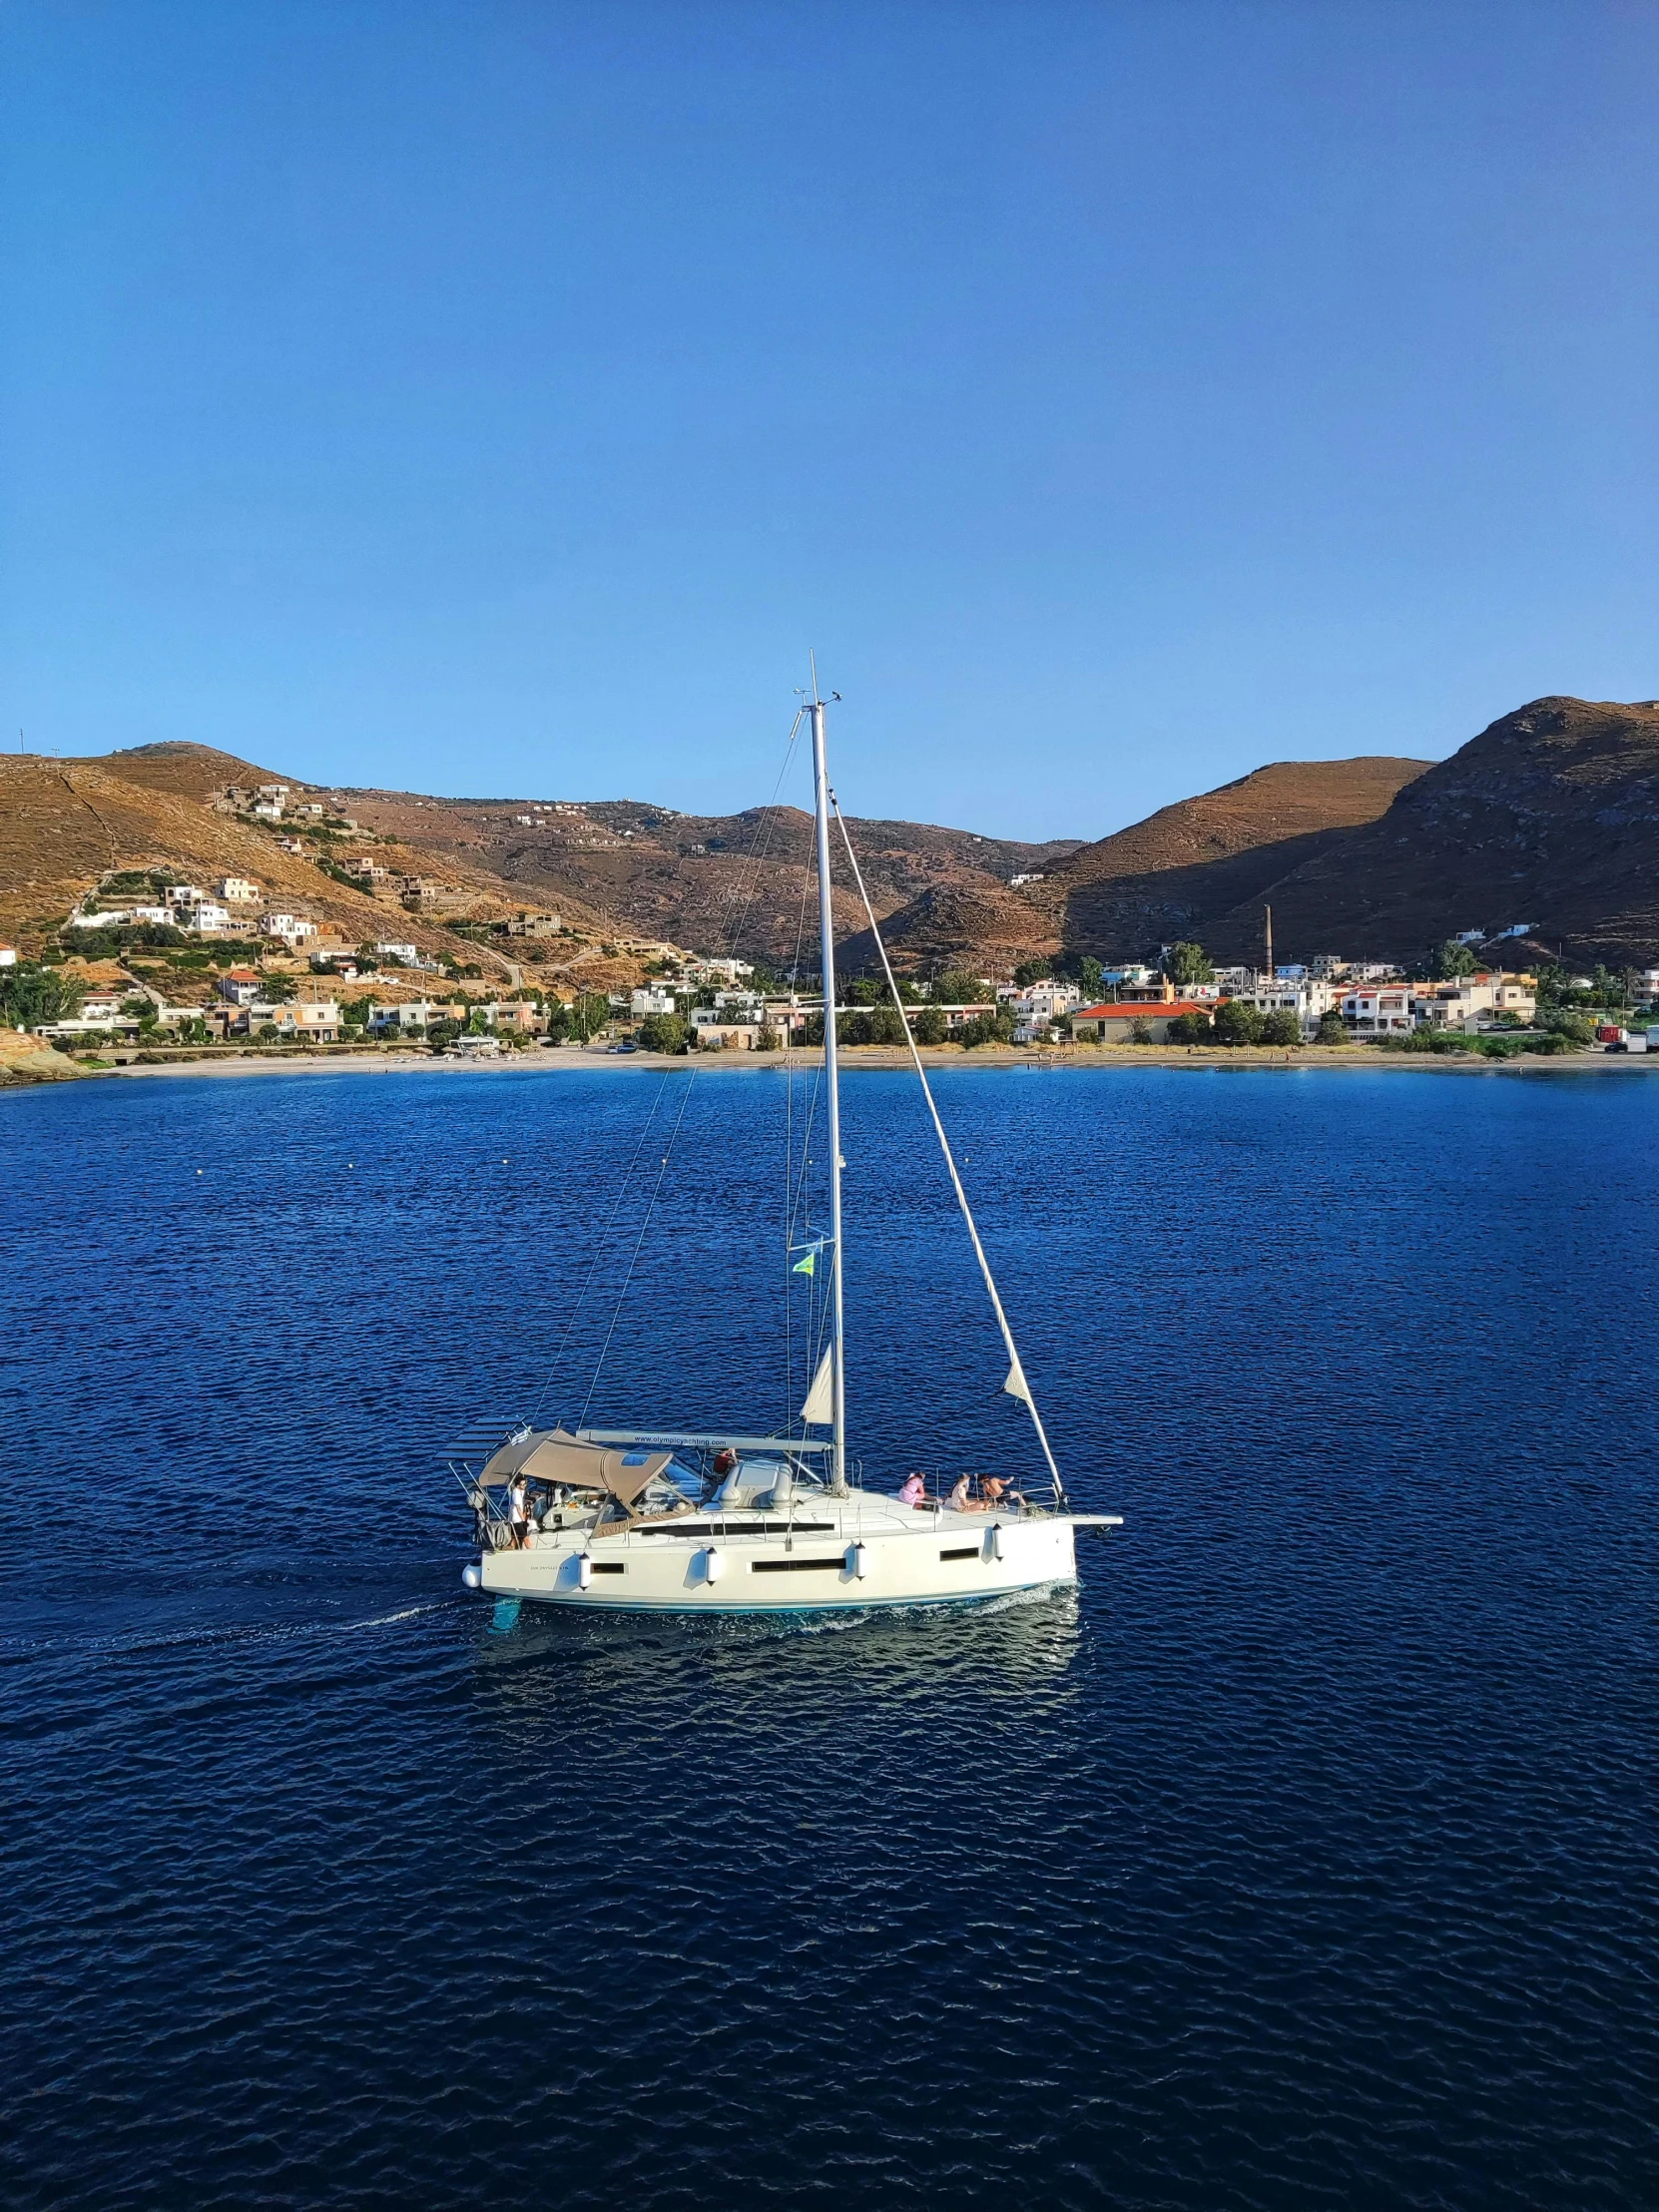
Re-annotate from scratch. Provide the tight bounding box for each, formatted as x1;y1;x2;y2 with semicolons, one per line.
1071;999;1214;1043
1411;973;1537;1031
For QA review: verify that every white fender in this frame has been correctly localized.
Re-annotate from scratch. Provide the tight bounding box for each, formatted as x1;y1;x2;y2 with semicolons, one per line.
703;1547;725;1584
846;1542;867;1580
461;1562;481;1590
986;1523;1003;1561
576;1553;593;1590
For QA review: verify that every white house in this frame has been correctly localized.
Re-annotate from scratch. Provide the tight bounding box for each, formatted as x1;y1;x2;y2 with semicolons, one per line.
630;987;678;1016
1343;983;1413;1033
686;957;755;985
218;877;261;904
0;946;17;967
365;999;462;1032
218;969;264;1004
184;902;232;932
374;941;420;965
260;912;318;942
1238;977;1341;1036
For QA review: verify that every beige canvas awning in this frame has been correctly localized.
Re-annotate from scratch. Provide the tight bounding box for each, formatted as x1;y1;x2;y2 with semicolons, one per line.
478;1427;673;1508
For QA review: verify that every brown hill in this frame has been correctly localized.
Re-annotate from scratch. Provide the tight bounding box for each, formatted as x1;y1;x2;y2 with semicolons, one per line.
334;788;1078;966
0;751;615;976
83;741;288;798
1215;697;1659;967
848;756;1428;971
0;754;449;955
1;743;1076;977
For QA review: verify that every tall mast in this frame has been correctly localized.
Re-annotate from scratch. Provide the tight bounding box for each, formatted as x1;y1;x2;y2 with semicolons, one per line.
809;672;848;1496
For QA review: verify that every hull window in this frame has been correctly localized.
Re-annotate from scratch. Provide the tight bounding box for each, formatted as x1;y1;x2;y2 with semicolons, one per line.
750;1557;847;1574
648;1521;836;1539
939;1546;981;1561
591;1561;626;1575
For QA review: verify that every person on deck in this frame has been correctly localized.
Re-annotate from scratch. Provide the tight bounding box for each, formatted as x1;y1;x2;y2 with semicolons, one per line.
947;1475;988;1512
508;1474;529;1548
898;1473;927;1508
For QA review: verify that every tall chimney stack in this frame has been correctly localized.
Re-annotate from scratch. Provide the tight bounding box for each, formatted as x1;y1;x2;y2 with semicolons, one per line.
1264;903;1274;982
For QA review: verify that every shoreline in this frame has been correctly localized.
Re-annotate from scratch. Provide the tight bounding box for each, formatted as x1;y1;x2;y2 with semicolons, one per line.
19;1040;1654;1083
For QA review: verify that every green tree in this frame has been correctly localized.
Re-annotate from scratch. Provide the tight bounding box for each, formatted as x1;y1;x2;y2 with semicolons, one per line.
1533;961;1565;1006
911;1005;947;1046
1540;1008;1596;1044
1128;1017;1155;1045
1261;1009;1302;1047
1315;1008;1348;1045
1164;941;1215;986
1433;938;1479;979
0;964;85;1027
568;992;610;1041
866;1004;908;1046
1213;999;1266;1046
931;969;983;1006
958;1010;1015;1047
637;1012;689;1054
1167;1010;1213;1044
1012;957;1051;987
1078;956;1104;1001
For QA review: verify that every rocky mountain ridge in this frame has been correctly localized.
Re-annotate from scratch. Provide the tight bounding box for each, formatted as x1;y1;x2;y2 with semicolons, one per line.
7;698;1659;979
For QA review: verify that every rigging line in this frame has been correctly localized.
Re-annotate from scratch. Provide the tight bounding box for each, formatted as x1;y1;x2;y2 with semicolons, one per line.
527;1072;676;1422
830;795;1066;1501
577;1074;699;1429
716;708;807;967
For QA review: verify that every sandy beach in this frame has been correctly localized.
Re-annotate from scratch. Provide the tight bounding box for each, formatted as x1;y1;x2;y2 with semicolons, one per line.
57;1039;1654;1080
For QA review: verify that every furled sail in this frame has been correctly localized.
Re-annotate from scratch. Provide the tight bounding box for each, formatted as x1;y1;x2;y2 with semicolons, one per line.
801;1345;834;1425
1003;1356;1031;1406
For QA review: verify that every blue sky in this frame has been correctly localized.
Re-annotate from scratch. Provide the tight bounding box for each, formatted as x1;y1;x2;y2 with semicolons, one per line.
4;2;1656;837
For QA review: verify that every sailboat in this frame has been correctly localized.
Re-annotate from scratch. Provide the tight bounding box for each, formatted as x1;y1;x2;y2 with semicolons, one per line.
454;682;1121;1611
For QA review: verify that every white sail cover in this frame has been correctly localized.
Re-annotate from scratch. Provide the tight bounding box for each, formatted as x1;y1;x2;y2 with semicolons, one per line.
801;1345;834;1425
1003;1356;1031;1406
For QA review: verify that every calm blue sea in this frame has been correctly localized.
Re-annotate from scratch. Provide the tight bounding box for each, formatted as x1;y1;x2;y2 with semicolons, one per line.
2;1061;1655;2211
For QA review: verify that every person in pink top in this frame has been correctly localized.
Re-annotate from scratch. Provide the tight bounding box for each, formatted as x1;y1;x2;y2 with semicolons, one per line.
897;1473;927;1507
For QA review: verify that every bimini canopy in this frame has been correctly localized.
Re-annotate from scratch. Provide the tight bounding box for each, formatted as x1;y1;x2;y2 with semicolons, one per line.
478;1426;674;1510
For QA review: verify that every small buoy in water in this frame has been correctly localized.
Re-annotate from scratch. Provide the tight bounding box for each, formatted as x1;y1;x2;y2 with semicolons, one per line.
196;1169;203;1176
490;1597;521;1633
461;1562;481;1589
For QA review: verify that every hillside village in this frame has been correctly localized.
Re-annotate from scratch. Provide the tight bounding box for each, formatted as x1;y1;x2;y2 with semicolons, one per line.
3;833;1653;1066
8;697;1659;1072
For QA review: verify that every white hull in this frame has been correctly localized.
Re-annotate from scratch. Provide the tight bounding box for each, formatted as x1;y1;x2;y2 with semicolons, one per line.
477;1495;1081;1612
